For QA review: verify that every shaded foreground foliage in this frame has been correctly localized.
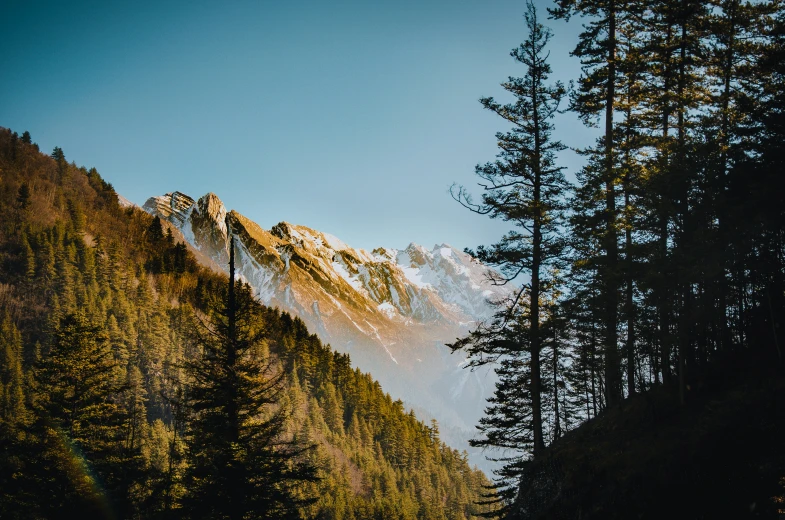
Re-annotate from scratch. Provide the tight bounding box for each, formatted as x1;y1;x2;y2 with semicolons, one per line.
451;0;785;517
509;348;785;519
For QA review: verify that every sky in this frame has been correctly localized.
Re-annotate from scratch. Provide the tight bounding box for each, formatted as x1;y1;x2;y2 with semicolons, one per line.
1;0;597;253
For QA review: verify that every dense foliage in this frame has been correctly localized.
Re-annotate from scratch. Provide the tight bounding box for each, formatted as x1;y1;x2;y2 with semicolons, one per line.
0;128;495;519
453;0;785;516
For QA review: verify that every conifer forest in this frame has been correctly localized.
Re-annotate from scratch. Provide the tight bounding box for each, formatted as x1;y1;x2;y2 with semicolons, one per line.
2;0;785;518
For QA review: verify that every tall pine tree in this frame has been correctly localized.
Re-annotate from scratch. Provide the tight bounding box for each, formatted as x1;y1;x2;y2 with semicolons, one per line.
450;0;568;508
181;236;317;519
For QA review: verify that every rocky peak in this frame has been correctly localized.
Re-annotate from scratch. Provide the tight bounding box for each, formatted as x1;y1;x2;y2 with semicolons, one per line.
372;247;395;261
270;221;293;242
142;191;196;227
197;192;227;223
192;192;228;241
401;243;432;267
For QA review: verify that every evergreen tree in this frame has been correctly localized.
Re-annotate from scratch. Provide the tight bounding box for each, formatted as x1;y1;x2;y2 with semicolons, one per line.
51;146;67;177
181;237;318;519
0;315;27;428
20;231;36;287
147;216;165;243
31;312;140;518
0;315;32;518
699;0;781;358
16;183;30;212
451;0;568;459
550;0;646;407
450;4;571;513
464;311;535;506
615;9;650;397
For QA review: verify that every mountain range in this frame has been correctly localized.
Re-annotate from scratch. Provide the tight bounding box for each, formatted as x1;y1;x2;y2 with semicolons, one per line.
142;191;513;466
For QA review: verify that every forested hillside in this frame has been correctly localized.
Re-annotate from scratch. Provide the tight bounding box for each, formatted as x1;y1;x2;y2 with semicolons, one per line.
3;0;785;516
449;0;785;517
0;128;496;519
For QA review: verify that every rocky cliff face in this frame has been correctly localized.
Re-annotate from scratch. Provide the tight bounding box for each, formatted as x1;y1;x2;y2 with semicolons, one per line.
143;191;513;467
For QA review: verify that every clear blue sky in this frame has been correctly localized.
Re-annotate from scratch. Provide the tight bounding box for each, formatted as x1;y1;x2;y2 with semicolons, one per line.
1;0;596;253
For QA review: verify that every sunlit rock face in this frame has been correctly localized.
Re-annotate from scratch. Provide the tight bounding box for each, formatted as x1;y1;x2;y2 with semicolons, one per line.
143;191;515;470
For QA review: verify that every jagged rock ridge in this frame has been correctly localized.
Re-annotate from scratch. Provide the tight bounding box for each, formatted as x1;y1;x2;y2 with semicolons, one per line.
143;191;514;468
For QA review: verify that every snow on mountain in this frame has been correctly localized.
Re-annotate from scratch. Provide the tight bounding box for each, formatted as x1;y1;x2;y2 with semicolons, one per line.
117;193;137;208
394;243;510;322
142;191;515;472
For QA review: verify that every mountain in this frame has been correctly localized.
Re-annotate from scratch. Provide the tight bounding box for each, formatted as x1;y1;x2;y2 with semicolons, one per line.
0;127;498;518
143;191;513;465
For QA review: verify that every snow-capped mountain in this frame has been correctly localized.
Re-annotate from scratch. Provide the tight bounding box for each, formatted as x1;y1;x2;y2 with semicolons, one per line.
143;191;514;467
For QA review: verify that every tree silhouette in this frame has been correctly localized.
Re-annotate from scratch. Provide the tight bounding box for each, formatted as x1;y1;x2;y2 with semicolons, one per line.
181;237;318;519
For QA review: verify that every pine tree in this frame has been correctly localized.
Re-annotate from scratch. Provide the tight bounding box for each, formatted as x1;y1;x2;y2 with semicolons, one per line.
16;183;30;212
0;315;27;428
20;231;36;288
699;0;781;358
181;237;318;519
550;0;649;407
634;0;712;402
466;311;535;506
0;315;32;518
615;8;650;397
30;311;139;518
451;0;568;461
51;146;67;177
737;2;785;361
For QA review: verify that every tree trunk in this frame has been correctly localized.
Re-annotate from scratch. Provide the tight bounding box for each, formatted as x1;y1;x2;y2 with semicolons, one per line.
604;0;621;407
530;56;545;456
